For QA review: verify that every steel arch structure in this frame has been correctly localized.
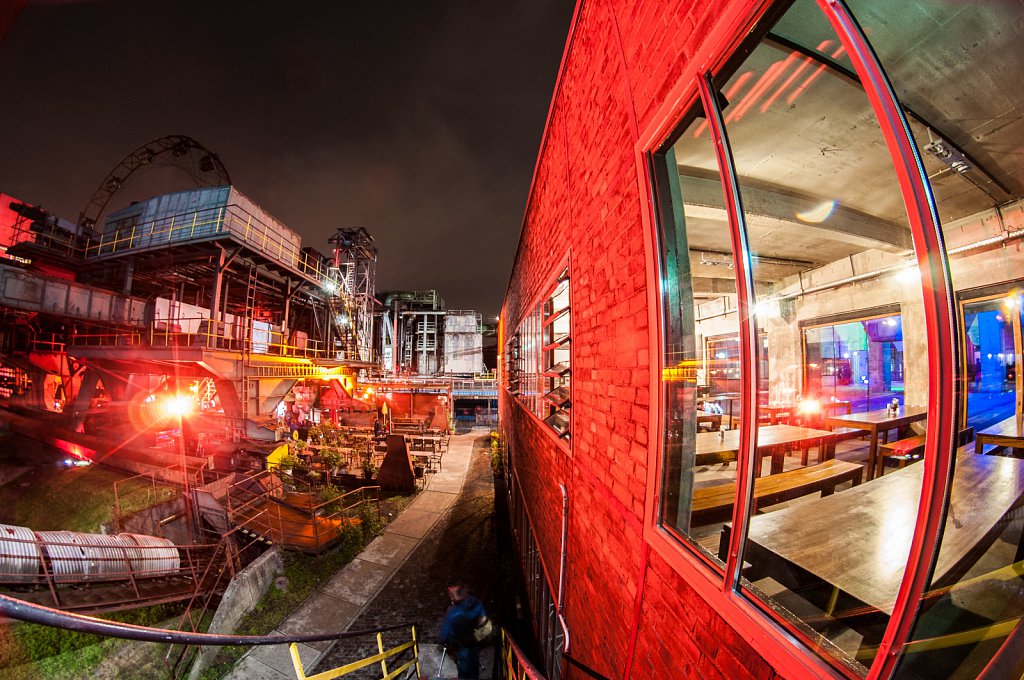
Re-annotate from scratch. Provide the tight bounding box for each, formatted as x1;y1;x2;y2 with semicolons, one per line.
78;135;231;233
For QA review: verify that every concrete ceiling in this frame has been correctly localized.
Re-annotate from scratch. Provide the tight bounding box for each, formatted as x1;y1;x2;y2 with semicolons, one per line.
673;0;1023;288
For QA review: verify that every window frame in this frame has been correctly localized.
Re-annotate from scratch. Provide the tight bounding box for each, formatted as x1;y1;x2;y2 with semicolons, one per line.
799;306;904;409
507;258;573;451
640;0;960;678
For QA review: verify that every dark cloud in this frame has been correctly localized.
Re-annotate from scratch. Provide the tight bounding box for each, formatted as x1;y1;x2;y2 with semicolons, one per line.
0;1;573;315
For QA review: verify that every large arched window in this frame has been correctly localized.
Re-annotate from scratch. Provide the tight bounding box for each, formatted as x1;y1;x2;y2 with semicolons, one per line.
653;0;1024;676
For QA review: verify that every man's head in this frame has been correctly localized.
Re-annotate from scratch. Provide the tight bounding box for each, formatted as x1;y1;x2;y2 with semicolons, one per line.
447;584;468;602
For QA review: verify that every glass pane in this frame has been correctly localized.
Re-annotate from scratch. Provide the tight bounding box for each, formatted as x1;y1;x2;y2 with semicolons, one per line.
843;0;1024;675
963;297;1017;432
656;104;743;567
804;315;904;414
722;0;926;673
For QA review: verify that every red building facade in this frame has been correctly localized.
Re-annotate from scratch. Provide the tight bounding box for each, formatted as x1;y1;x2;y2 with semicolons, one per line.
501;1;1024;679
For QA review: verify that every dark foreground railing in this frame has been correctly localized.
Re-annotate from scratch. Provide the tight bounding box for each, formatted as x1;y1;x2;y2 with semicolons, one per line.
1;593;548;679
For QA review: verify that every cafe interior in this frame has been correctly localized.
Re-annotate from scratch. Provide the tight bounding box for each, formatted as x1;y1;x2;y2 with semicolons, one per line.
657;0;1024;677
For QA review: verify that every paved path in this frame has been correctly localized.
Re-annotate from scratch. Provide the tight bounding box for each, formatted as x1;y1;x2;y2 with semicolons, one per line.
226;427;497;679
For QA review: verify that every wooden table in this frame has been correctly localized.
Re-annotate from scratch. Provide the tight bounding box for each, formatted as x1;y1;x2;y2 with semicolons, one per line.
760;404;794;425
729;452;1024;617
975;415;1024;455
824;406;927;481
695;424;839;476
705;393;741;429
821;399;853;417
696;409;722;432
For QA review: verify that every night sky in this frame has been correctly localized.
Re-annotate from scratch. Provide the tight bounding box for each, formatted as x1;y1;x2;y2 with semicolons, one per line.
0;1;574;316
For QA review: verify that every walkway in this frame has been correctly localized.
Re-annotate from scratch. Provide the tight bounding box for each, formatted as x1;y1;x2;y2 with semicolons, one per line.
226;427;499;679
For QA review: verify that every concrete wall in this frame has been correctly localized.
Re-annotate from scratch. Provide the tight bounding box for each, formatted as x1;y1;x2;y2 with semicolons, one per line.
187;546;284;680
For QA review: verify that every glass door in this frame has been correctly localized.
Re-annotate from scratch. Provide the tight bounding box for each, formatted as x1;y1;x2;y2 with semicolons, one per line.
961;294;1021;431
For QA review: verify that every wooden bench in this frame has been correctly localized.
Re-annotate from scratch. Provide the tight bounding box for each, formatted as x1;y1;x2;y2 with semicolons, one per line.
877;434;926;476
877;427;975;477
691;459;863;525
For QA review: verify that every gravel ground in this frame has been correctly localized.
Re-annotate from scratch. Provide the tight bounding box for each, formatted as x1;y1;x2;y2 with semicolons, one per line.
312;431;514;678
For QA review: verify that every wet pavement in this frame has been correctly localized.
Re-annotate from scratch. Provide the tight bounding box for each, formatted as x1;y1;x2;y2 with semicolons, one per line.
312;427;508;679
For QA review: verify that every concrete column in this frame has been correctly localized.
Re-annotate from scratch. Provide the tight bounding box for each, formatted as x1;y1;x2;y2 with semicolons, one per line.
210;247;226;324
900;296;929;407
765;316;803;403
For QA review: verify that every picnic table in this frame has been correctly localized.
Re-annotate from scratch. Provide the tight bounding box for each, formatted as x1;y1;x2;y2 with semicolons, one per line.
975;415;1024;455
725;451;1024;618
695;424;840;476
824;406;927;481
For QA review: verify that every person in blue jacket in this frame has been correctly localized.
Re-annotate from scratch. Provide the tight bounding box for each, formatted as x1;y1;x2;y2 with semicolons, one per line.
439;583;487;679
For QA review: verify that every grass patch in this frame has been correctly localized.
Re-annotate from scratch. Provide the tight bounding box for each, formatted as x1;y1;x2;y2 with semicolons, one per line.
0;462;176;533
199;494;411;679
0;603;186;679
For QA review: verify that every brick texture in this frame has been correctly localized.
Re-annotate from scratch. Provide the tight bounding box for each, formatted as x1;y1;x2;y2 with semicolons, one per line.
501;1;783;679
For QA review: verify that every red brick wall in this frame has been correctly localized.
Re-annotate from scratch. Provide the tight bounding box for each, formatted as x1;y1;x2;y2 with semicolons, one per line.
501;0;781;678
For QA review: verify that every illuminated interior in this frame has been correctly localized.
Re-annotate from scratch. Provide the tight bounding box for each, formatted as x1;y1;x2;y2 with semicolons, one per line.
656;0;1024;676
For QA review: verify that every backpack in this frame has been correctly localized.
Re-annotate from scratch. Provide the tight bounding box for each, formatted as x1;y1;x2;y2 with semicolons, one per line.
472;615;495;644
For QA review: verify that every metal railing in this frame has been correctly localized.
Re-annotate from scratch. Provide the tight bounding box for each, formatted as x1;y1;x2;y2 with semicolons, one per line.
289;625;421;680
164;533;254;678
224;470;381;553
66;314;369;363
112;466;183;531
0;593;548;680
0;594;420;678
80;204;343;291
500;628;547;680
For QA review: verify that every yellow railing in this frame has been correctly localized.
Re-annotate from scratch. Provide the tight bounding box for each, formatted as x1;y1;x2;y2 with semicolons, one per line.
81;204;343;289
289;625;420;680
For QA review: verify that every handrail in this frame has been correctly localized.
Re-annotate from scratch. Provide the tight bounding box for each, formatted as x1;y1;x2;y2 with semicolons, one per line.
500;628;546;680
0;593;415;646
290;626;420;680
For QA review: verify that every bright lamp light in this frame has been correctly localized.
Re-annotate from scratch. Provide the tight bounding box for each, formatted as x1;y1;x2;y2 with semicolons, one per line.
161;394;194;418
797;398;821;414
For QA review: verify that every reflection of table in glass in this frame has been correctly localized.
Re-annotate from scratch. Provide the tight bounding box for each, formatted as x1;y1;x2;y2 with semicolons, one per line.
696;410;722;432
824;406;927;481
975;415;1024;455
725;453;1024;617
705;393;741;429
760;404;794;425
695;424;839;476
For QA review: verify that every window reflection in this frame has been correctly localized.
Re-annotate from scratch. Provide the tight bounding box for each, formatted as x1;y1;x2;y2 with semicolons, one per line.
657;108;744;565
656;0;1024;675
805;314;904;413
846;0;1024;674
963;295;1019;432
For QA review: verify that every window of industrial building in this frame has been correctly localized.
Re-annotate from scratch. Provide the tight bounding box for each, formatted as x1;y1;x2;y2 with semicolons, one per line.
654;0;1024;675
543;270;571;438
654;101;743;566
506;333;521;397
515;307;543;415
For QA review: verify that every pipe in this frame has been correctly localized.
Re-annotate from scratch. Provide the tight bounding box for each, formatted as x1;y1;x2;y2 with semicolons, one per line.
557;483;570;654
773;226;1024;303
0;593;415;647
